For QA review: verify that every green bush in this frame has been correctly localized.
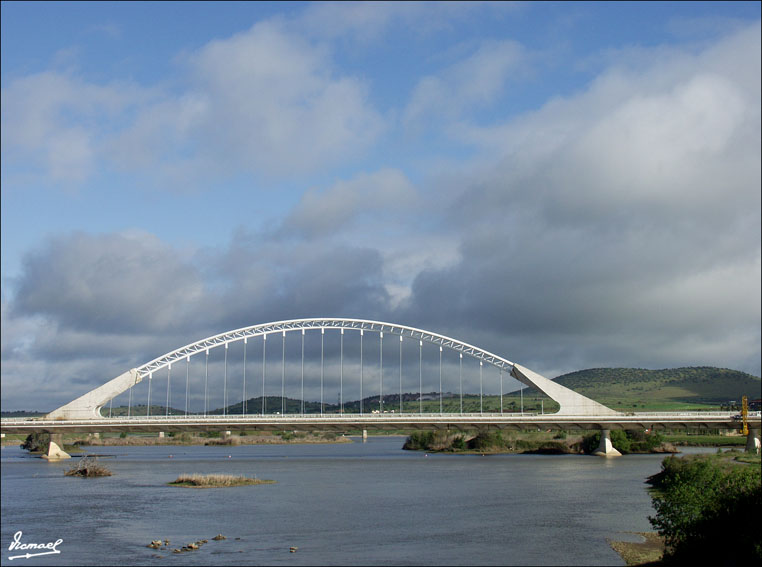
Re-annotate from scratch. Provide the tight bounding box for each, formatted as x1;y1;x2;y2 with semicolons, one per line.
403;431;435;450
467;431;507;451
582;429;664;454
648;455;761;563
21;432;50;452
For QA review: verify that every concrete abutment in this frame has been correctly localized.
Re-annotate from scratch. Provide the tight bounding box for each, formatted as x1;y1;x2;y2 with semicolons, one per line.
43;433;71;460
592;429;622;457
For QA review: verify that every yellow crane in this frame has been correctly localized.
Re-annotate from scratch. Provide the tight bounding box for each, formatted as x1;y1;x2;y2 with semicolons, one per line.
740;395;748;436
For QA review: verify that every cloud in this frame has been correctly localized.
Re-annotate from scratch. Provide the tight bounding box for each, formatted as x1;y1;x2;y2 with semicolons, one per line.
110;20;386;183
11;231;206;335
398;22;761;376
283;168;418;237
404;39;528;131
298;1;520;43
0;71;148;183
2;20;386;187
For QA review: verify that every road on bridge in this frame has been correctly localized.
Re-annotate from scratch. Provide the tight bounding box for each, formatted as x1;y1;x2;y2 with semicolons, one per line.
1;411;755;434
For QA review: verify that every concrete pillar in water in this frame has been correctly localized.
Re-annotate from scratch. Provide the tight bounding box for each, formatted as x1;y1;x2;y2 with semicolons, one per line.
746;428;761;454
362;429;368;442
592;429;622;457
43;433;71;460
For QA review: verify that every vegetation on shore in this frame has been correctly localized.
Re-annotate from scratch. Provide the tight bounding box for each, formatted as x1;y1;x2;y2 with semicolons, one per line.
645;451;761;564
402;429;678;455
580;430;676;454
73;430;351;446
20;431;50;452
403;430;579;454
14;429;747;454
608;532;665;566
168;473;275;488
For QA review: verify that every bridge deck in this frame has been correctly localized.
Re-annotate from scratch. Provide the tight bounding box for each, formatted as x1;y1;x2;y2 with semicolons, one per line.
2;412;756;434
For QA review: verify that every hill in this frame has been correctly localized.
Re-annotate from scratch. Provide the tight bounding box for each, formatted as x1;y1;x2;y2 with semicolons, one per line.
550;366;760;411
3;367;758;417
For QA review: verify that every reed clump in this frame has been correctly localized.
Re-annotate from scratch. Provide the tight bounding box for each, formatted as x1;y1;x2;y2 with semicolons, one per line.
168;473;275;488
64;456;113;477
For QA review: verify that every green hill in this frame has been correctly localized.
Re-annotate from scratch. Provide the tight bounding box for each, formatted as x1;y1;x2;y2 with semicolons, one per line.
551;367;761;411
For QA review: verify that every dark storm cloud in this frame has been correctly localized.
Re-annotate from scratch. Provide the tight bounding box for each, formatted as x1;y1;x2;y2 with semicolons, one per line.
12;231;205;335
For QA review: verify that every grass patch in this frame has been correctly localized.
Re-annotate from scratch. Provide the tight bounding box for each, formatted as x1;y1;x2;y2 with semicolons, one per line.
662;433;746;446
168;473;275;488
609;532;664;565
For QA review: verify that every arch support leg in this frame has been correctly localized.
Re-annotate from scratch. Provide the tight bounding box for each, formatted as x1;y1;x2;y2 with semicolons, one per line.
746;428;760;455
593;429;621;458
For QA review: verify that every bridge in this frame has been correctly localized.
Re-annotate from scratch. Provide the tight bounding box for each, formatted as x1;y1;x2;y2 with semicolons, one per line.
2;318;759;457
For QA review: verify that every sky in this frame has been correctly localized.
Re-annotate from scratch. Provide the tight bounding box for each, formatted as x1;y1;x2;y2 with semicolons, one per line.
1;1;760;411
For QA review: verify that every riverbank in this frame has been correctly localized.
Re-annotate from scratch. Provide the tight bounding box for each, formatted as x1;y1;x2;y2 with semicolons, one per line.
77;432;353;446
609;449;761;565
3;430;747;450
2;431;353;449
402;430;679;455
608;532;665;565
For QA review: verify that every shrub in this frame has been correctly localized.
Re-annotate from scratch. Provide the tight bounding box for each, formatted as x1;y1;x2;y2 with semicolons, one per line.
648;455;761;563
467;431;507;451
21;432;50;452
65;456;112;477
582;430;664;454
403;431;435;450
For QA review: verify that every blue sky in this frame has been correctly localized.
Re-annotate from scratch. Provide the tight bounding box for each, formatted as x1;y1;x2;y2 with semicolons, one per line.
1;1;760;410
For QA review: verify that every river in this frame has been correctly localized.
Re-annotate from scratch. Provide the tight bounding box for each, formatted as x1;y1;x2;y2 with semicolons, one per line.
0;437;705;566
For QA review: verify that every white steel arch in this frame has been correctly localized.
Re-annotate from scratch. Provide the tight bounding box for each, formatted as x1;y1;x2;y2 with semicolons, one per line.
46;318;620;419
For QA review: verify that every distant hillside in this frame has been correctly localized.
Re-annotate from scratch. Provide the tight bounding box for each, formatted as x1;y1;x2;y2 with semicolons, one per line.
551;367;761;409
0;410;47;418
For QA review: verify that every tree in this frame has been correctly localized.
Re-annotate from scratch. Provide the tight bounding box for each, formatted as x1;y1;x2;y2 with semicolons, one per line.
648;455;761;563
21;432;50;452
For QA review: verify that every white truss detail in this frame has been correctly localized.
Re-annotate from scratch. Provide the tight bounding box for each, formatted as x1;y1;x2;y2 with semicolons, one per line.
136;318;515;378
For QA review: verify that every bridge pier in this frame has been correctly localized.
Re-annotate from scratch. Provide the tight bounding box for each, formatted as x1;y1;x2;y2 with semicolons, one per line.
43;433;71;460
592;429;621;457
747;428;760;454
362;429;368;442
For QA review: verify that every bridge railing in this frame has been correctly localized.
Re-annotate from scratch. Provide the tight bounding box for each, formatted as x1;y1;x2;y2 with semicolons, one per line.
0;411;746;427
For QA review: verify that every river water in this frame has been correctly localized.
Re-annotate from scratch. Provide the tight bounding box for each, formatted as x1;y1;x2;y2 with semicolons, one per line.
0;438;701;566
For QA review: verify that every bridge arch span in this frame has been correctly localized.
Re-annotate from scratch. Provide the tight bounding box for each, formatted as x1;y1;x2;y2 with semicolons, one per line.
46;318;620;420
